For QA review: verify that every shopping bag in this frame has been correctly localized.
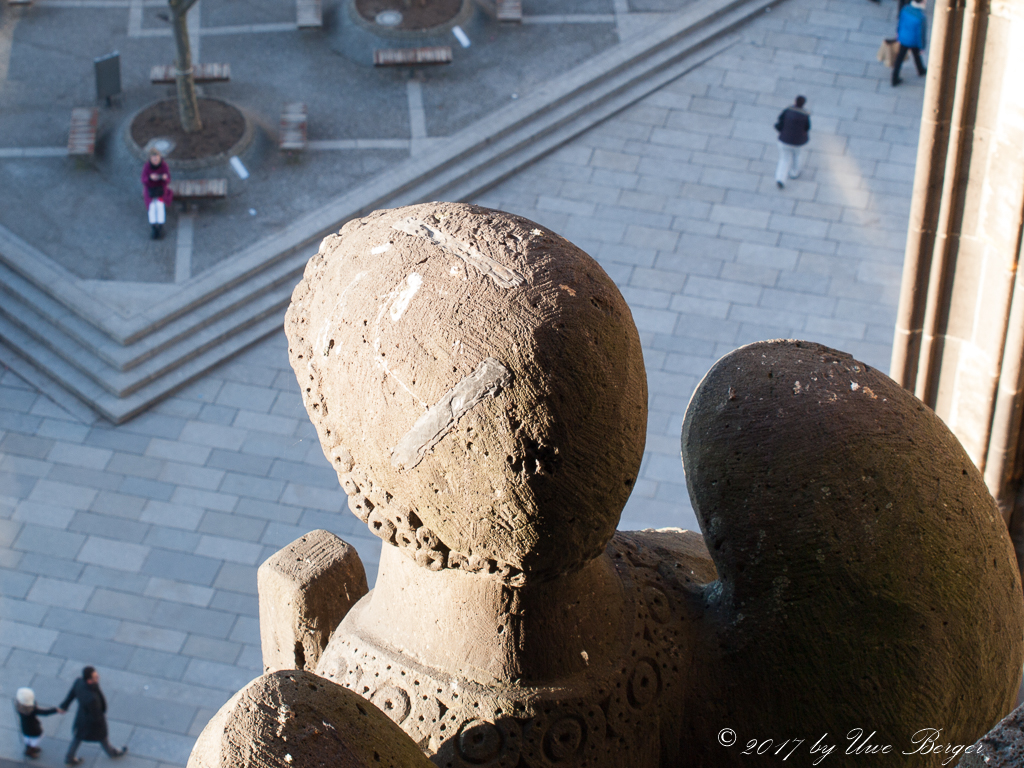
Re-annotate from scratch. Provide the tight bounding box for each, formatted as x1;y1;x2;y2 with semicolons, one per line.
877;38;899;68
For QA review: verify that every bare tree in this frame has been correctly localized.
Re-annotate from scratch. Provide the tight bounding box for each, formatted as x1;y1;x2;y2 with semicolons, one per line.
169;0;202;132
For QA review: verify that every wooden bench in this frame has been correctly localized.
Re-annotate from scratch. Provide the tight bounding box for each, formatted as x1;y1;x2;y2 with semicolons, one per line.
170;178;228;209
67;107;98;158
373;46;452;67
296;0;322;28
496;0;522;22
150;63;231;85
279;103;308;152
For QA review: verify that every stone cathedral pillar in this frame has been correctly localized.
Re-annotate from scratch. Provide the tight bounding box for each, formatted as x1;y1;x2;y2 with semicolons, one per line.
891;0;1024;574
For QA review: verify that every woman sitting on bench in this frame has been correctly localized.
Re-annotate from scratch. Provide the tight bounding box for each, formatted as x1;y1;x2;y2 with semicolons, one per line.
142;149;173;239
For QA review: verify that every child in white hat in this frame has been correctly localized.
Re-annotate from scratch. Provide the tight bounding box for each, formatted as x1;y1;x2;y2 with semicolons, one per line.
15;688;59;758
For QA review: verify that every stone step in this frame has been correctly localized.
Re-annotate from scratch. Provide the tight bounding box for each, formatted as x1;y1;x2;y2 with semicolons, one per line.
0;223;315;346
0;277;294;397
0;252;309;373
0;309;286;423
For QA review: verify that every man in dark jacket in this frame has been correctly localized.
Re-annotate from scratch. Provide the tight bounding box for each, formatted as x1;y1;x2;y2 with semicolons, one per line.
774;95;811;189
59;667;126;766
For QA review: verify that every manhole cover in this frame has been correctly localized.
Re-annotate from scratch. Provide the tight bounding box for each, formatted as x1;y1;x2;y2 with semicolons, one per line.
375;9;403;25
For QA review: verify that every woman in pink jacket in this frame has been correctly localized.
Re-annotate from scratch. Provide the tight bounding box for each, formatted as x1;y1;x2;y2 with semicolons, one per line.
141;149;173;239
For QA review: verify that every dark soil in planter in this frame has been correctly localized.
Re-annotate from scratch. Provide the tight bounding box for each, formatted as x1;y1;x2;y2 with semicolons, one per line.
355;0;462;30
131;99;245;161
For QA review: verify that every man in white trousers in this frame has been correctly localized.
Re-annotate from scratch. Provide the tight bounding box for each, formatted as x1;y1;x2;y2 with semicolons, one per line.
774;95;810;189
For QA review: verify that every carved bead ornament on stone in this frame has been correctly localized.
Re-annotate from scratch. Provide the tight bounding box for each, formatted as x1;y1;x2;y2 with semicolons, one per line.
187;203;1024;768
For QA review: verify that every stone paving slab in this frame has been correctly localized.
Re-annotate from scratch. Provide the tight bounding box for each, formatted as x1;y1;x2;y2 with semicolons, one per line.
0;0;926;763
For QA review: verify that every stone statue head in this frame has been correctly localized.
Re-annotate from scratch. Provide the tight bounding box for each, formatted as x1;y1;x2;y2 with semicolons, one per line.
284;202;647;582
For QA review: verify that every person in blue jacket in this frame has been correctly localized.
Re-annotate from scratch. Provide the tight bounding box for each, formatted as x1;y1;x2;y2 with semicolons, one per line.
893;0;927;86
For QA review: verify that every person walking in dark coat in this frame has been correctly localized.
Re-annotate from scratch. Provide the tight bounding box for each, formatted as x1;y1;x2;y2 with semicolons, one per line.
15;688;59;758
893;0;927;86
59;667;126;766
774;95;811;189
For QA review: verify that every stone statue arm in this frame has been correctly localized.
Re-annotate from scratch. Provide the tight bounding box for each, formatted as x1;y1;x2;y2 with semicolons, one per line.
257;530;368;674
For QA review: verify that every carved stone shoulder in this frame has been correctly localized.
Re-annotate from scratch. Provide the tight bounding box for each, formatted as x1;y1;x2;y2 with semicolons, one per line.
188;670;432;768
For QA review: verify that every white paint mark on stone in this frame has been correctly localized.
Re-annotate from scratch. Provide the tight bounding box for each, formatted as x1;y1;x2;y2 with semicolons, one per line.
452;25;470;48
406;80;426;139
390;273;422;321
0;147;68;158
522;13;616;23
850;381;860;391
230;156;249;179
392;217;524;288
306;139;411;151
371;243;391;255
392;357;511;470
174;213;194;284
407;80;427;156
188;0;202;62
127;0;144;36
275;703;292;737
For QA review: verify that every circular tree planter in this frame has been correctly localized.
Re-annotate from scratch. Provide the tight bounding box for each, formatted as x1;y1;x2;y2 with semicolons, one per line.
331;0;479;65
355;0;464;31
126;98;255;170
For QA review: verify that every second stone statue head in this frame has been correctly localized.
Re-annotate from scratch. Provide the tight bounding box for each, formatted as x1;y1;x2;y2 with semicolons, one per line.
284;202;647;583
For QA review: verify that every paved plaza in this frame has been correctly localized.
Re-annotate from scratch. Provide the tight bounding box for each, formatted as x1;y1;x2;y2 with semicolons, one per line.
0;0;666;283
1;0;924;764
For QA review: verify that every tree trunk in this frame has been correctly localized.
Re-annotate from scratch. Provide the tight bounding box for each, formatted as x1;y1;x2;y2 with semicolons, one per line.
170;0;202;133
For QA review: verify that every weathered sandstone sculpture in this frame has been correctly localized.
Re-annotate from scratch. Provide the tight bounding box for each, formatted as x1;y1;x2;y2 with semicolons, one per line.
679;340;1024;765
191;203;1024;768
285;202;711;765
189;670;433;768
285;202;648;581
